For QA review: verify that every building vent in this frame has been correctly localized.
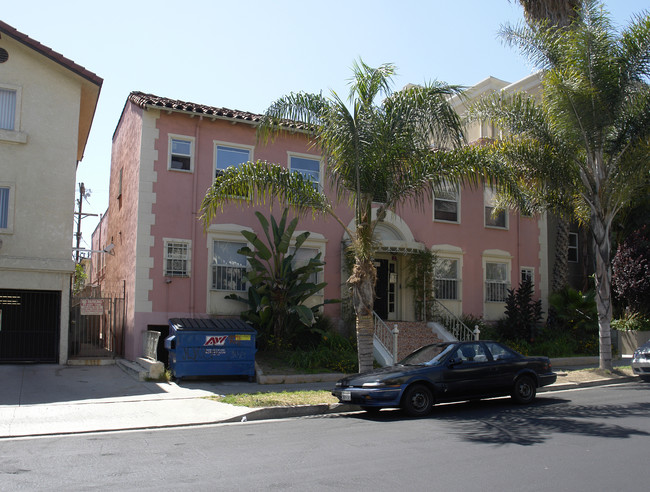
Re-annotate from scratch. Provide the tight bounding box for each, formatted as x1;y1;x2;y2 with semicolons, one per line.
0;48;8;63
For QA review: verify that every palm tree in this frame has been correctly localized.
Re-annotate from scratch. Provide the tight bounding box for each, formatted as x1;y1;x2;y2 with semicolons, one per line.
517;0;581;27
468;0;650;370
517;0;583;295
200;60;471;373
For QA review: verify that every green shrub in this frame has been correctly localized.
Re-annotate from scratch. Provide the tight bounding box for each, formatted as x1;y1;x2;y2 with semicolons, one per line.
273;330;358;374
611;313;650;331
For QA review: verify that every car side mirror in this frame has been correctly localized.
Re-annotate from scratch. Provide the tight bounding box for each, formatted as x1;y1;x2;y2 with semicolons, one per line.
448;358;462;367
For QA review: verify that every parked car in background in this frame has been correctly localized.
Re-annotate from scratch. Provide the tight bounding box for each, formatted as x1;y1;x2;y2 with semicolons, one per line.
632;340;650;381
332;341;557;417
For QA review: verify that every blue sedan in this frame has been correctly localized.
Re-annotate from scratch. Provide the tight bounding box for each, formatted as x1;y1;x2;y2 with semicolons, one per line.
332;340;557;417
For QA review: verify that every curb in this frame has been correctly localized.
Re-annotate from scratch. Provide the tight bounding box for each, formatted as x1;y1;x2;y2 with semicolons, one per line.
234;375;639;422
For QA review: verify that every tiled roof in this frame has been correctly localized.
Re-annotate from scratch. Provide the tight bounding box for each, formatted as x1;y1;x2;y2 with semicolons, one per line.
128;91;306;130
0;20;102;87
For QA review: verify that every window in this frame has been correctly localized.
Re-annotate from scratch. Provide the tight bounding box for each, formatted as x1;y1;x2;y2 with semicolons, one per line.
215;144;252;177
520;267;534;285
164;240;191;277
289;155;321;189
0;88;16;130
568;232;578;263
435;258;459;300
212;240;247;291
433;182;459;222
169;136;193;172
290;246;321;285
485;262;509;302
485;341;517;361
484;187;507;229
117;168;123;199
0;186;10;230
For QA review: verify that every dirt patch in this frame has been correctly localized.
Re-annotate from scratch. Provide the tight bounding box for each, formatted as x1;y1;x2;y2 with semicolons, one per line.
556;366;634;384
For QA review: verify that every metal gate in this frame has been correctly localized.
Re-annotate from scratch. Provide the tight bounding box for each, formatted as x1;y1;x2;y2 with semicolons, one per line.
0;289;61;363
69;294;124;359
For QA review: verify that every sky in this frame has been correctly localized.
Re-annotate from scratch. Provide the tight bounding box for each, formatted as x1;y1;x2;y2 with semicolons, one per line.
2;0;647;252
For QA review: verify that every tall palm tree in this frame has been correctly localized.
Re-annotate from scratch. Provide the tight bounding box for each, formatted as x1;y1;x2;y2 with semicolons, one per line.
517;0;581;27
518;0;583;295
469;0;650;370
200;60;472;373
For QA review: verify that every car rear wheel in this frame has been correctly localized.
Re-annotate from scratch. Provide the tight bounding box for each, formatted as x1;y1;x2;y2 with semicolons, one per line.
512;375;536;404
401;384;433;417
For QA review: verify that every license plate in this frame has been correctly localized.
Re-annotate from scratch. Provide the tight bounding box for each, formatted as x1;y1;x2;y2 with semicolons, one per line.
341;390;351;401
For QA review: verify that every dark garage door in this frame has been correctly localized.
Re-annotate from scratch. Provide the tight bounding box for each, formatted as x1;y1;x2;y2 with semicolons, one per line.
0;289;61;363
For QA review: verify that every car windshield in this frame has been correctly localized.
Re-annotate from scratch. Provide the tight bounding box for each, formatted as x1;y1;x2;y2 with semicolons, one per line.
399;343;455;366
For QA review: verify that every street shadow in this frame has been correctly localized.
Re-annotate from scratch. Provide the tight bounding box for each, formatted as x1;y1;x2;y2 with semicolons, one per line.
336;393;650;446
0;364;169;405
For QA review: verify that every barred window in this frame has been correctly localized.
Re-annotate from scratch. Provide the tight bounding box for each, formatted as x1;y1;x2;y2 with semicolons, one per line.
485;262;509;302
164;240;190;277
434;258;459;300
212;241;247;291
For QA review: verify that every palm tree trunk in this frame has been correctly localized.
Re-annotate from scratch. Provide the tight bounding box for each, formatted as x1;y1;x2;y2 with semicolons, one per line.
591;213;613;371
552;217;570;293
349;258;377;373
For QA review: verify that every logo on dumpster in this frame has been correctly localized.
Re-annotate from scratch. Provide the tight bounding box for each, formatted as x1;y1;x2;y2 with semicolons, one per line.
204;335;228;346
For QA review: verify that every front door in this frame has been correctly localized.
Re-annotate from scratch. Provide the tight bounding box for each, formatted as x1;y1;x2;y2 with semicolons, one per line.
375;260;389;319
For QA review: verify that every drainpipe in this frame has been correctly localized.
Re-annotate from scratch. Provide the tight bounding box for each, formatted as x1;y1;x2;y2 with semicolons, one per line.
190;119;200;316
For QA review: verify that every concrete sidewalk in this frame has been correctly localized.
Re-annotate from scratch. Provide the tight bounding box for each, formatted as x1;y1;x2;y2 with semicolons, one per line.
0;361;637;439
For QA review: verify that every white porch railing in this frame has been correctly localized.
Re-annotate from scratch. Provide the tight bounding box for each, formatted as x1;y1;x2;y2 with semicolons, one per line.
373;312;399;364
432;299;475;341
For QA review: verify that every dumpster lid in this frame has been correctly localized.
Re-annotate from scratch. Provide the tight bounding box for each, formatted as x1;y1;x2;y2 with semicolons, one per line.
168;318;257;334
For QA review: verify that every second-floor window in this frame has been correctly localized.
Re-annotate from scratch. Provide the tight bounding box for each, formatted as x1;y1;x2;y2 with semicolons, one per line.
0;88;16;131
169;137;193;172
212;240;247;291
289;155;320;190
215;144;251;177
484;187;507;229
433;182;459;223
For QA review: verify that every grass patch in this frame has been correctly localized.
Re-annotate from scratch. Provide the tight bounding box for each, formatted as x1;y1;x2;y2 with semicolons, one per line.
209;390;338;407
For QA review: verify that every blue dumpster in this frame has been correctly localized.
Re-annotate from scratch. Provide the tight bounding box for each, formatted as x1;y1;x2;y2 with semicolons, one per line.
164;318;257;380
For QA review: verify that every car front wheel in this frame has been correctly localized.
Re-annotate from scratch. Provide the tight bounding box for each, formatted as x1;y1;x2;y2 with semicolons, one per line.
401;384;433;417
512;375;536;404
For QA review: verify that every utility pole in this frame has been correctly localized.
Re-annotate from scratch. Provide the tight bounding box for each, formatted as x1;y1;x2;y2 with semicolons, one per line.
73;182;98;263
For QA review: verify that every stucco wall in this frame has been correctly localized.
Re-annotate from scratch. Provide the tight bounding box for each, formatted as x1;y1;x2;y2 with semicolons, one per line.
0;35;96;363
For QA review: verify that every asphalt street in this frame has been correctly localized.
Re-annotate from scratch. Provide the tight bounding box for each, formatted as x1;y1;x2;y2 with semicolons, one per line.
2;382;648;491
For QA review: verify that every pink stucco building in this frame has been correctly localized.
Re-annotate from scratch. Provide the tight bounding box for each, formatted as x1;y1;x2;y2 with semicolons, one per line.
94;78;548;362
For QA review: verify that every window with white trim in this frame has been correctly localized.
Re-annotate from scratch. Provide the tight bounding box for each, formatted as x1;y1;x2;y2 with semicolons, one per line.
0;185;10;230
212;240;247;291
164;239;191;277
568;232;578;263
484;187;507;229
169;136;194;172
215;143;252;177
0;88;17;130
435;258;459;300
433;182;459;223
289;154;321;190
485;261;509;302
0;184;14;233
520;267;534;285
290;246;321;285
